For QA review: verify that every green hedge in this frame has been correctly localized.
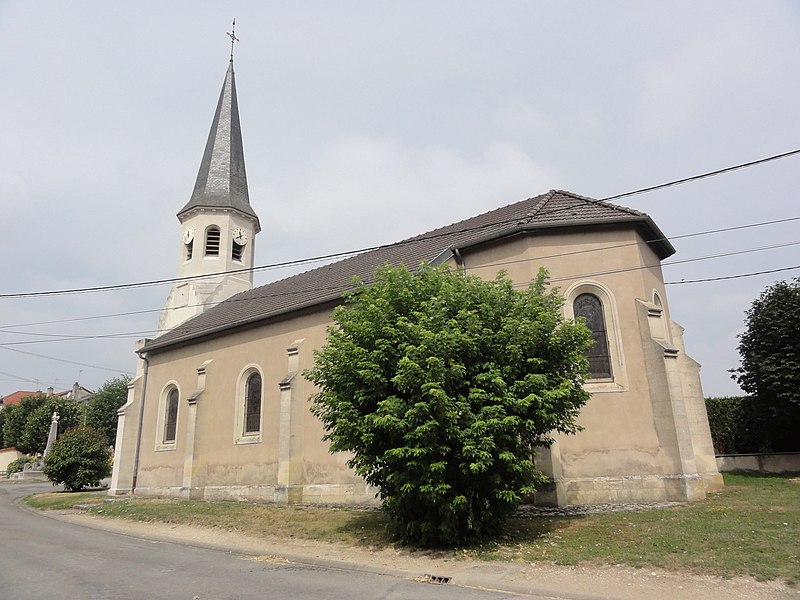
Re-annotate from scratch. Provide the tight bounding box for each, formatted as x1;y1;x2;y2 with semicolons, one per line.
705;396;766;454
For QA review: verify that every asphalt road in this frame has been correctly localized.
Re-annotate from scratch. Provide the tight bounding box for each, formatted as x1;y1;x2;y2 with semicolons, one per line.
0;481;535;600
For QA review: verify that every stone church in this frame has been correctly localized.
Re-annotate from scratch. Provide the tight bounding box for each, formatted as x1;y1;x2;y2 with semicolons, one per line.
110;59;722;506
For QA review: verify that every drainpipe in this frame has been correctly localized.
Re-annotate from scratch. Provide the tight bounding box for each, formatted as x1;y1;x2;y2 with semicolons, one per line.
452;247;465;272
130;349;150;494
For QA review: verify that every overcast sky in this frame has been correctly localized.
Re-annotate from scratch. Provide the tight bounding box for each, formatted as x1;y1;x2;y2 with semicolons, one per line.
1;1;798;399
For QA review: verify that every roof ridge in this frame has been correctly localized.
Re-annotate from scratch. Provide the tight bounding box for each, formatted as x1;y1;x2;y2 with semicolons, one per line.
205;188;644;303
398;191;551;244
551;189;646;217
522;189;558;223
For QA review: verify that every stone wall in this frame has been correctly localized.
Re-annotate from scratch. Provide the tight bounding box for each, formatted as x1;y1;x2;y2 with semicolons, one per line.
716;453;800;474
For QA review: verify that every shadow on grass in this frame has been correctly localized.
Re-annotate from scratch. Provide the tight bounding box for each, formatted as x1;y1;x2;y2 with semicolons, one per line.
332;505;578;553
333;510;390;547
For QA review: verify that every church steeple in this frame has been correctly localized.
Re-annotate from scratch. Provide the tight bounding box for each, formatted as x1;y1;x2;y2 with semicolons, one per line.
158;55;260;334
178;60;259;228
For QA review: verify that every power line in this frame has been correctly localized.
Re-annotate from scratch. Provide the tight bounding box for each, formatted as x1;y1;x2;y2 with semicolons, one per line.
3;148;798;301
3;238;797;346
523;242;800;285
0;331;160;346
0;308;166;329
665;265;800;285
458;218;800;275
0;346;134;376
599;148;800;202
0;371;39;385
1;214;798;333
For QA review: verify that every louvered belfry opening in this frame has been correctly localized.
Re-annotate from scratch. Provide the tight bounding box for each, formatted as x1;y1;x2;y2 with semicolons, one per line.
205;227;221;256
232;240;244;261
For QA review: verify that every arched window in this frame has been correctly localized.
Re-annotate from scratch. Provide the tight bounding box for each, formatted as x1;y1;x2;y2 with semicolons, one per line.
243;372;262;435
186;239;193;261
163;388;179;443
574;293;612;379
205;226;221;256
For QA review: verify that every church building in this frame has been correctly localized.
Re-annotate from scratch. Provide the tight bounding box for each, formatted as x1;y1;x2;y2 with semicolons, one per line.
110;58;722;507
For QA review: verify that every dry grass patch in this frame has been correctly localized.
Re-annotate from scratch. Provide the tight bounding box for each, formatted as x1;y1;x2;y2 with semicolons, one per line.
86;499;389;548
25;490;108;511
473;473;799;585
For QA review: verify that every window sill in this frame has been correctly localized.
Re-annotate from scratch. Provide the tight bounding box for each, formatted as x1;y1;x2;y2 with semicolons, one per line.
155;443;177;452
234;434;262;445
584;379;626;393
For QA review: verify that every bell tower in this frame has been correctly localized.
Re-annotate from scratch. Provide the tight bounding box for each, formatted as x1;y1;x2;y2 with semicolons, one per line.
158;53;260;333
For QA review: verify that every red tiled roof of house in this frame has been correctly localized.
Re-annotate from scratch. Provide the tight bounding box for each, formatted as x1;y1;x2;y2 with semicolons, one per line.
0;391;41;407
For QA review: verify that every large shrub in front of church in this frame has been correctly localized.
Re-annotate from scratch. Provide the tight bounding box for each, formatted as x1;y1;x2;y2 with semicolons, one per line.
43;426;112;492
306;264;592;546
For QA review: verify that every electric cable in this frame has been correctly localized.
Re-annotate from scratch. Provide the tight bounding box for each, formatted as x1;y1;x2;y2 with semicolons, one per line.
2;149;798;300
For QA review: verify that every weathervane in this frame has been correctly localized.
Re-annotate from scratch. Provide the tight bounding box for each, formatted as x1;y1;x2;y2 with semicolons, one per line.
227;18;239;62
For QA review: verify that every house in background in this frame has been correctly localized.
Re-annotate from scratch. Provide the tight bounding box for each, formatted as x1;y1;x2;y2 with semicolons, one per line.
0;390;39;410
53;383;93;404
0;383;93;410
109;58;722;507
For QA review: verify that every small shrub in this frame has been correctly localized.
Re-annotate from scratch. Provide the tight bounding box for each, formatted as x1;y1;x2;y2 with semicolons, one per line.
6;456;30;475
43;426;111;492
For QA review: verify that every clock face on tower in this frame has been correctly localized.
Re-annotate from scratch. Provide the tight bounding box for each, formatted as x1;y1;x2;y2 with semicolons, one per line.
183;226;196;244
232;227;248;245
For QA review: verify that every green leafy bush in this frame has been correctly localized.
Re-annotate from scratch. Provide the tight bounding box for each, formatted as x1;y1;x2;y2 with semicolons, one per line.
306;264;592;546
43;426;111;491
6;456;31;474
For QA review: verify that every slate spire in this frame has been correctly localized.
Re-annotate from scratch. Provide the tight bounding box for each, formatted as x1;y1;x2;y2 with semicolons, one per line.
178;60;259;225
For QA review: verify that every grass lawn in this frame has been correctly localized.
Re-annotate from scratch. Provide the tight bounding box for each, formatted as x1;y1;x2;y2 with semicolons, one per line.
26;472;799;584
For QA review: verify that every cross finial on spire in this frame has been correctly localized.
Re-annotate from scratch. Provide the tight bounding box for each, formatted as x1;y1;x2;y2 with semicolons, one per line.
227;18;239;62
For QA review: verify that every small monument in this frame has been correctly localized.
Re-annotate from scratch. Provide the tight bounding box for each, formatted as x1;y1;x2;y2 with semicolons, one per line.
43;411;60;458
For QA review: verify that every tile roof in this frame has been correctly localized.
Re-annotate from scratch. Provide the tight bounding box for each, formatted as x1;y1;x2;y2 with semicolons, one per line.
0;391;41;407
144;190;673;353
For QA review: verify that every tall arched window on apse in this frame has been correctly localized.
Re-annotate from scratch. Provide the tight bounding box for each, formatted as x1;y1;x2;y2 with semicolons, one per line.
243;372;262;435
573;293;612;379
163;387;179;444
